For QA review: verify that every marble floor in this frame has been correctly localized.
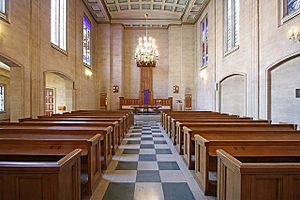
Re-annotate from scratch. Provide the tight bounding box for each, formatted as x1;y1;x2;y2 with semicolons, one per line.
90;117;215;200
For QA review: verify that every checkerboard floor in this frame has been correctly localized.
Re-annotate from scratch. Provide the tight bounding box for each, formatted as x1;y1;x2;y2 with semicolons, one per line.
90;119;215;200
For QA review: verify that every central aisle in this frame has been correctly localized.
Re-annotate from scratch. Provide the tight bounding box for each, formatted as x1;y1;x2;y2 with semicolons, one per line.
91;116;214;200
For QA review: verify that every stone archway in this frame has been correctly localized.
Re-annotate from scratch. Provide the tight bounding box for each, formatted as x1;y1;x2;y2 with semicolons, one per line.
266;52;300;128
0;53;24;121
219;73;247;116
44;71;74;115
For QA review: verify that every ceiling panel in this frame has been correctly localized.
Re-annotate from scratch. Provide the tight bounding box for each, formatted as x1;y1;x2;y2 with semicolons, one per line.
84;0;210;26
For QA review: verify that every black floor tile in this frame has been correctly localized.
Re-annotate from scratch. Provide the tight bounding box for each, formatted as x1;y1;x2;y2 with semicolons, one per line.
139;154;157;161
162;183;195;200
103;183;135;200
154;140;167;144
153;135;164;138
116;162;138;170
142;132;152;135
140;144;155;149
158;161;180;170
136;170;161;182
155;149;172;154
141;137;153;141
123;149;140;154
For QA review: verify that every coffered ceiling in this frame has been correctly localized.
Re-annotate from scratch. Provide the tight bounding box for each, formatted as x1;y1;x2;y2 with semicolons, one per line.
84;0;209;27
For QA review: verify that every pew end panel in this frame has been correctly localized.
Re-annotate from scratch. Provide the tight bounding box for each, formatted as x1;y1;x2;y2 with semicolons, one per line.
217;149;300;200
0;149;82;200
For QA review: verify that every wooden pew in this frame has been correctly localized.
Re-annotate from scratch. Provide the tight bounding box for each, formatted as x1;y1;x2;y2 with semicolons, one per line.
161;111;217;129
183;124;297;170
175;119;270;154
20;117;127;141
70;110;134;126
166;114;243;137
0;125;112;170
161;111;225;131
0;134;101;195
171;117;262;146
194;132;300;195
217;149;300;200
46;114;130;132
4;121;121;154
0;149;82;200
31;116;128;138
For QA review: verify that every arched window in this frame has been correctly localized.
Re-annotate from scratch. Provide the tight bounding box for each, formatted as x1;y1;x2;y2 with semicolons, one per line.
287;0;300;15
83;15;91;67
201;16;208;66
0;85;5;112
0;0;7;20
51;0;67;51
224;0;239;53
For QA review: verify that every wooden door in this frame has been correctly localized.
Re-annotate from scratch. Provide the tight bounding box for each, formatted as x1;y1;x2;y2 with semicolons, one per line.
45;88;55;116
185;94;192;110
100;93;107;110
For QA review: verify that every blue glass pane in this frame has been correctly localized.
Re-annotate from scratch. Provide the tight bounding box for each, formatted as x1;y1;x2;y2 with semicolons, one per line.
288;0;300;14
83;16;91;66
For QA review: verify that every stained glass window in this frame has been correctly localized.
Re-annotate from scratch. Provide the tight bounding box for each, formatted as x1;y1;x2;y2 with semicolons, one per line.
0;85;5;112
0;0;5;14
83;16;91;66
225;0;239;53
201;16;208;66
51;0;67;51
288;0;300;15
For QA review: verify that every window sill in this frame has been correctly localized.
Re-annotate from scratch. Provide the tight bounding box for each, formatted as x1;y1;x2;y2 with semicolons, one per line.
282;9;300;24
84;63;92;69
51;44;68;56
200;65;208;71
0;12;9;23
224;45;239;57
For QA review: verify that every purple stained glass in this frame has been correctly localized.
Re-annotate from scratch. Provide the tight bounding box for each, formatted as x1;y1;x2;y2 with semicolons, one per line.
201;16;208;66
288;0;300;14
83;15;91;66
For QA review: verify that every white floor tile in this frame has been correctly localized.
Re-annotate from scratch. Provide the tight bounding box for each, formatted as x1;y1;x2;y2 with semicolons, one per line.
138;161;159;170
134;183;164;200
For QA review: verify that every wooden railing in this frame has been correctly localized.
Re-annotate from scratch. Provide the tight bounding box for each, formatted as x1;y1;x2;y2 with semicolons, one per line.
119;97;173;110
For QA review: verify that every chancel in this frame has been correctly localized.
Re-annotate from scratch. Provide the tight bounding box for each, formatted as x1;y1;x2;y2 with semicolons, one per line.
0;0;299;199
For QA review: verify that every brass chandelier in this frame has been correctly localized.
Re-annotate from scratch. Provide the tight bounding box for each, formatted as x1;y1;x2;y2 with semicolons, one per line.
134;14;159;67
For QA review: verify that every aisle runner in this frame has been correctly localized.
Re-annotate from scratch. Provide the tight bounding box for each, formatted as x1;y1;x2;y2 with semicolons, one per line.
91;120;212;200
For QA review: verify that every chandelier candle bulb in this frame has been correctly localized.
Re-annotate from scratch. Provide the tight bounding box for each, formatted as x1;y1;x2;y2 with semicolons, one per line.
135;14;159;67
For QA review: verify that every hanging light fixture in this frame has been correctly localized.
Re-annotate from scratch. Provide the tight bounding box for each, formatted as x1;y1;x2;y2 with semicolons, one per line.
135;14;159;67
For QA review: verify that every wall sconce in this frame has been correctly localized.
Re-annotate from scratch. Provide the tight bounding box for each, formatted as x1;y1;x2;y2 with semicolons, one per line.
289;26;300;42
85;68;93;77
173;85;179;93
113;85;119;93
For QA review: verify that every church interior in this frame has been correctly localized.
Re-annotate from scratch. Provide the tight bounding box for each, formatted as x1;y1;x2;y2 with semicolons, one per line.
0;0;300;199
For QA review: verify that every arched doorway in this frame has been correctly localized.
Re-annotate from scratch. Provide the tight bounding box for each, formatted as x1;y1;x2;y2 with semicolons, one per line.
267;52;300;128
219;73;247;116
0;54;24;122
44;71;74;115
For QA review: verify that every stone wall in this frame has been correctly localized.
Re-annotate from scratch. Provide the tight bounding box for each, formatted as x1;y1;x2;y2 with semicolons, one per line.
195;0;300;125
0;0;98;120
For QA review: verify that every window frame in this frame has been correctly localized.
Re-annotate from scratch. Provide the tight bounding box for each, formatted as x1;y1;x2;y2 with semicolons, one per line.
200;15;208;67
282;0;300;23
0;0;8;22
0;84;5;113
51;0;68;54
224;0;240;55
83;14;91;68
